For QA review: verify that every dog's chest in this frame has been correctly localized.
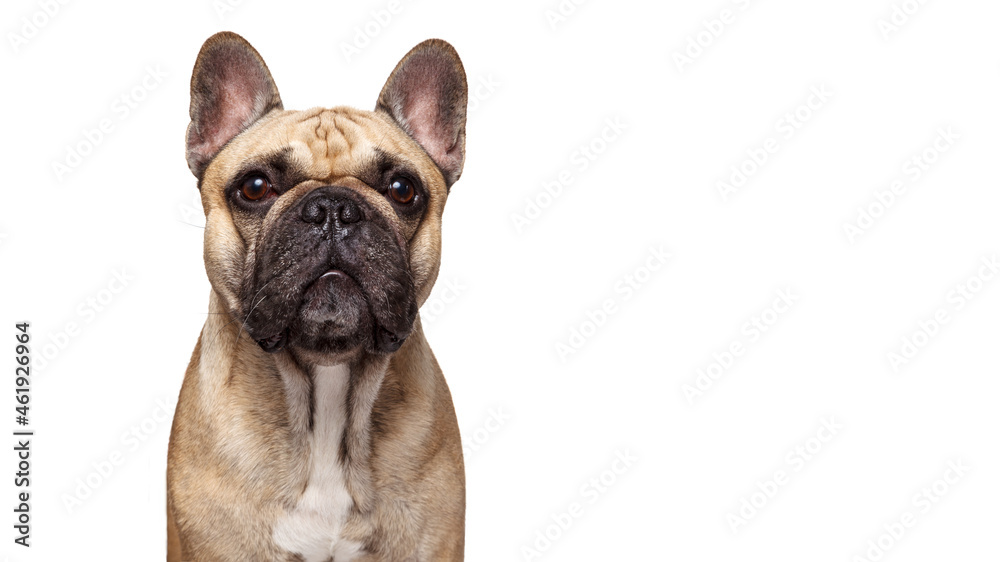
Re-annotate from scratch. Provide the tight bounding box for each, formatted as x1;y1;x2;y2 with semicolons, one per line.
273;364;364;561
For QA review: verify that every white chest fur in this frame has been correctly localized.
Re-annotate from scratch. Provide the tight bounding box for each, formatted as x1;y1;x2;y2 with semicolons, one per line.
273;364;364;561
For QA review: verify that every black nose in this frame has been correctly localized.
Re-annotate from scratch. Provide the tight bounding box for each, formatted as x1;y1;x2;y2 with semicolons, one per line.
300;188;363;228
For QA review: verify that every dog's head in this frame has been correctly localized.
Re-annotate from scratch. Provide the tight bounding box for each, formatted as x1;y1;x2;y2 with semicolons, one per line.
185;32;467;361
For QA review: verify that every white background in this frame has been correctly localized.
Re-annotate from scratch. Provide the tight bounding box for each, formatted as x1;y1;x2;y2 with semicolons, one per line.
3;0;999;560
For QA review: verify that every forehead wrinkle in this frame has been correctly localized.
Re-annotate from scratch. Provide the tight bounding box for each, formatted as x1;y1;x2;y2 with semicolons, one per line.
329;112;366;160
340;110;414;157
291;112;343;180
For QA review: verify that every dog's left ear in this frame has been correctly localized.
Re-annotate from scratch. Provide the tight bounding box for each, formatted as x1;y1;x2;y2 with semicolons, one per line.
376;39;468;188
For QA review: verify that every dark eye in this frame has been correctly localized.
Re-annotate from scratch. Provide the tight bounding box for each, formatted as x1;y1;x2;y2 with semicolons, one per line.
388;176;415;204
241;176;272;201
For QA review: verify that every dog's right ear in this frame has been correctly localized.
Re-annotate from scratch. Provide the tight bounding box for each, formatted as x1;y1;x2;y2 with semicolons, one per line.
186;32;282;179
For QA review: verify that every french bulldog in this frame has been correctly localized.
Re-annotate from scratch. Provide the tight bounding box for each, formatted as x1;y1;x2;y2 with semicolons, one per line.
167;31;467;561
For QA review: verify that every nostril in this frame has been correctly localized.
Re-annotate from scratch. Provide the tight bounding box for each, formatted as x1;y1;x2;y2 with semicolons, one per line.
339;200;362;225
301;199;326;224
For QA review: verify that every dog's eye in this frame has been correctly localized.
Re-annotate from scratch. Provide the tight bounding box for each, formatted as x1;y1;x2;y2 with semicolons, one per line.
388;176;415;204
241;176;272;201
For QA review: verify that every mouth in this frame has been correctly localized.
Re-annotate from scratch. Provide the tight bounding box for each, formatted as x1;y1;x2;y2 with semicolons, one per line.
250;267;411;356
298;268;362;321
255;330;287;353
253;271;349;353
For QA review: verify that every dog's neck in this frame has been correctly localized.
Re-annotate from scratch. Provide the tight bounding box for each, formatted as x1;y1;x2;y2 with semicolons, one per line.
273;348;388;513
270;358;376;559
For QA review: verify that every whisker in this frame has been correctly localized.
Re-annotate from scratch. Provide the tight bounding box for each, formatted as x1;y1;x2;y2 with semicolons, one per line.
177;220;206;229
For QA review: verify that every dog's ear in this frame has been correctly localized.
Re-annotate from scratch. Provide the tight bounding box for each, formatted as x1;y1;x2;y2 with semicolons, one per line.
186;32;283;179
376;39;468;188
